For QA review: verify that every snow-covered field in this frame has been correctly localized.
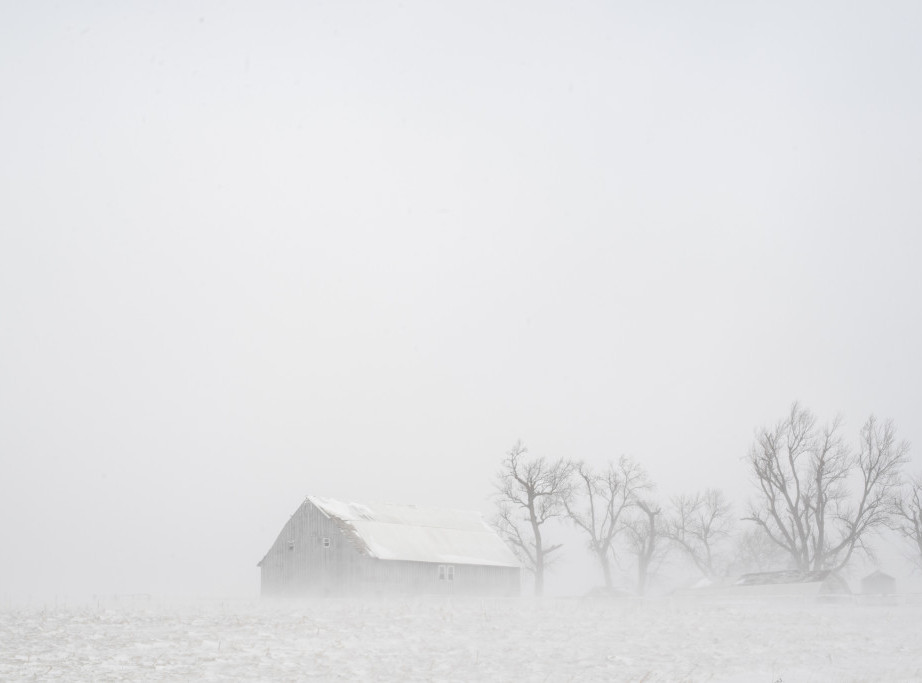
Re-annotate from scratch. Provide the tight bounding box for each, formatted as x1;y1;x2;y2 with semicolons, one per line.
2;595;921;682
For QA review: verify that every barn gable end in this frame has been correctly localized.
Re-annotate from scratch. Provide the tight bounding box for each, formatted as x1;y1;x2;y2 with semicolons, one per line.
258;496;521;597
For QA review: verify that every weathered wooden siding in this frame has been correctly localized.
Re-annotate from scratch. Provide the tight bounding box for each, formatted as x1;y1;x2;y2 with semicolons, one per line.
358;558;520;597
259;499;367;596
259;500;520;597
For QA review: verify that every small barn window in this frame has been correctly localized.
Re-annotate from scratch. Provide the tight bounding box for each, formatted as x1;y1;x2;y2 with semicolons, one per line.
447;565;455;581
321;537;331;548
438;564;455;581
287;540;295;551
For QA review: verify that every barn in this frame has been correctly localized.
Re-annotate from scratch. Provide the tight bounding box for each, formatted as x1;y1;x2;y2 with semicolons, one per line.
257;496;521;597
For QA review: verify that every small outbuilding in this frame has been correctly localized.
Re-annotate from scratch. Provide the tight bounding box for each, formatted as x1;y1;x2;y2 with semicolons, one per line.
861;570;896;595
732;570;851;598
258;496;521;597
678;570;851;600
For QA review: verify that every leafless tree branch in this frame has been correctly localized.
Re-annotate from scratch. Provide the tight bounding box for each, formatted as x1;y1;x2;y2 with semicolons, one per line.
888;472;922;569
492;440;572;596
745;404;909;571
562;456;650;588
665;488;734;579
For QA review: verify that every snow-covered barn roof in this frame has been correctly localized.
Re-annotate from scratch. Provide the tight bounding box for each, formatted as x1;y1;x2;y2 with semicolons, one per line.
307;496;520;568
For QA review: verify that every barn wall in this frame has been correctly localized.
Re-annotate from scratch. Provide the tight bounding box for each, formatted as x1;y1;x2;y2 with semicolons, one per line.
259;499;371;596
360;559;520;597
259;500;520;597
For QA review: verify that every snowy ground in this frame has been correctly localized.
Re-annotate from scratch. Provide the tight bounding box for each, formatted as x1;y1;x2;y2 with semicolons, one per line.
2;595;921;682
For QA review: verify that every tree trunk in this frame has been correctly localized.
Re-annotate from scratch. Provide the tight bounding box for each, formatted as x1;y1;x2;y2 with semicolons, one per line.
599;551;613;588
534;558;544;596
530;500;544;596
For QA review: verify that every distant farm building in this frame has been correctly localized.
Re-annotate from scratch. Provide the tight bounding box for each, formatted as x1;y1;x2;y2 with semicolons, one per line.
861;570;896;595
257;496;521;596
731;570;851;598
676;570;851;599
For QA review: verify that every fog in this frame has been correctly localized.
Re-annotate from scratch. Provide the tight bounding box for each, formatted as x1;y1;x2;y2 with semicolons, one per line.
2;0;921;607
4;596;922;681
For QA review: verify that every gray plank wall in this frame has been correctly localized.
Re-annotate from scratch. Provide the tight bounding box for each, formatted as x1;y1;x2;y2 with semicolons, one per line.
259;501;520;596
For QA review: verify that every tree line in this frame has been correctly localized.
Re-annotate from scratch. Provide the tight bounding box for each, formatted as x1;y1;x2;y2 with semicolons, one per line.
493;402;922;596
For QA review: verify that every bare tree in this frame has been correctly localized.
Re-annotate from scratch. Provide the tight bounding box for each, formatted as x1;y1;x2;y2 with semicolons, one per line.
494;440;572;596
729;526;792;575
665;488;734;579
744;403;908;571
563;457;649;588
625;499;662;595
889;473;922;569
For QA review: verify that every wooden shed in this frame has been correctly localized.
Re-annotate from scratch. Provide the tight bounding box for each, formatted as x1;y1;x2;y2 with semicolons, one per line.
257;496;521;597
731;570;851;598
861;570;896;595
679;570;851;600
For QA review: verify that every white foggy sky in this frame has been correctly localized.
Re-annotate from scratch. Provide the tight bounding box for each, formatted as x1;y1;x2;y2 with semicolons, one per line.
1;1;921;598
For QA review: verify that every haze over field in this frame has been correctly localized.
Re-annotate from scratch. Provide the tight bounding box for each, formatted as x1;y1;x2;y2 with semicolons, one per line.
2;0;921;602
